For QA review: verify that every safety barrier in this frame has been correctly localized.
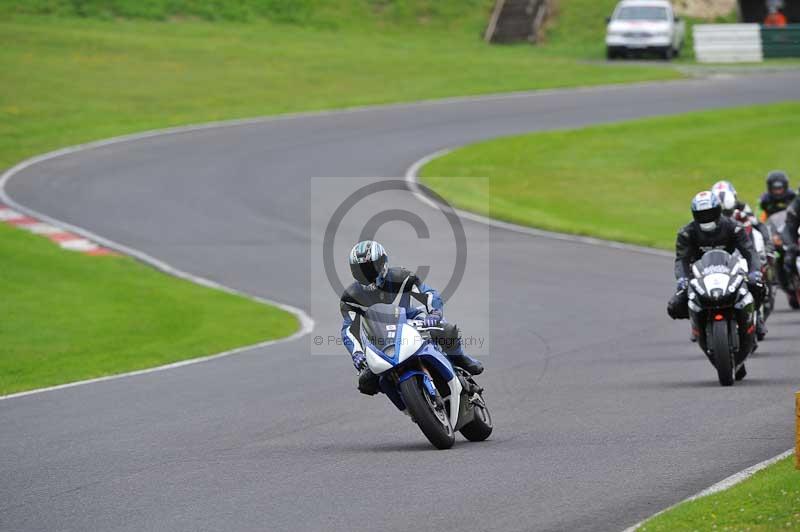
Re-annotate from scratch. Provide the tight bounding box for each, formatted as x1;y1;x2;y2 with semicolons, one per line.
694;24;800;62
762;25;800;58
694;24;763;62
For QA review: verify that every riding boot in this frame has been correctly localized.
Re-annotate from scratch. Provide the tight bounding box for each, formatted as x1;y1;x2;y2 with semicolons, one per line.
445;347;484;376
429;323;484;375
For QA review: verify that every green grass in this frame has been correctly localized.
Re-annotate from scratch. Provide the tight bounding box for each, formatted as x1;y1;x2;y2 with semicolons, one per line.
0;3;687;169
0;223;298;395
421;102;800;250
1;0;494;26
0;1;683;394
640;456;800;531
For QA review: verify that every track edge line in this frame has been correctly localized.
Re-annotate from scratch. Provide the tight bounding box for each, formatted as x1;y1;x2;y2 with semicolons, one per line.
404;148;672;258
620;449;794;531
0;146;315;403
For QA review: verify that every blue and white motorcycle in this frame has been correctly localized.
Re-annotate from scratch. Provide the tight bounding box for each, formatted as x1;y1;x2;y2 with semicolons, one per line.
359;302;492;449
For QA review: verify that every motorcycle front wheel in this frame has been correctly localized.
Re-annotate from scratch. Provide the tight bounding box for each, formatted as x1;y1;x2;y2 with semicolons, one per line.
400;376;455;449
712;319;734;386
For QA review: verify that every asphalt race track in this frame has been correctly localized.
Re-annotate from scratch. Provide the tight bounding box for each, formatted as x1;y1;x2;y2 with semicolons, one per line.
2;73;800;532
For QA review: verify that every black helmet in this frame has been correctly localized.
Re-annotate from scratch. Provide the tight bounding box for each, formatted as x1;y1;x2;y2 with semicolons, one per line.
691;191;722;232
349;240;388;286
766;170;790;198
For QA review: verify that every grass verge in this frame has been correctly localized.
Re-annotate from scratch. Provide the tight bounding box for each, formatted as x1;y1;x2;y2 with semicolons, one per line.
421;102;800;250
639;455;800;531
0;223;298;395
0;9;685;169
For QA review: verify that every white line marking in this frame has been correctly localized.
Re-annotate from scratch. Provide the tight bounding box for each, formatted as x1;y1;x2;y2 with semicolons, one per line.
18;222;65;235
0;341;297;402
58;238;99;252
404;149;672;258
691;449;794;498
620;449;794;531
0;207;25;221
0;153;315;404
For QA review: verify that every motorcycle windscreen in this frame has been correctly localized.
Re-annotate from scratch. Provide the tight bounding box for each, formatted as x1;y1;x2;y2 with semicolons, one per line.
363;303;407;354
768;210;787;233
695;249;735;275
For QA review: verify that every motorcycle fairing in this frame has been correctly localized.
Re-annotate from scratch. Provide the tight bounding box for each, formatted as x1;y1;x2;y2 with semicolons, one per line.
397;342;462;429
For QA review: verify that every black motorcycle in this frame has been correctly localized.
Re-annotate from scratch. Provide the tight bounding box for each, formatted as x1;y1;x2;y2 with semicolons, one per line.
766;210;800;309
687;250;756;386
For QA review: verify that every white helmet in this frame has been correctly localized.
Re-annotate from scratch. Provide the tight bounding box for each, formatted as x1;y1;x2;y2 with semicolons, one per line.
711;180;738;217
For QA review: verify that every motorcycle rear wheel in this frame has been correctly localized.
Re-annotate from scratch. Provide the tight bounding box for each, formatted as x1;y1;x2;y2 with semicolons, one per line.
400;376;455;450
712;320;734;387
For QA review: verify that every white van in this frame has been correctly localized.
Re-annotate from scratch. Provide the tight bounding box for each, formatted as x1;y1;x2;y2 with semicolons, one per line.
605;0;686;60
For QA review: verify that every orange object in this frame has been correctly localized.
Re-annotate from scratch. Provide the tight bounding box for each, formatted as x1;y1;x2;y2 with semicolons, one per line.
764;12;788;27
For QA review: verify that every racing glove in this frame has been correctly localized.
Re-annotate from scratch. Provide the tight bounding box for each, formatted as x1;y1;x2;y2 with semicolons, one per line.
421;311;442;328
352;351;367;372
748;271;763;284
676;277;688;291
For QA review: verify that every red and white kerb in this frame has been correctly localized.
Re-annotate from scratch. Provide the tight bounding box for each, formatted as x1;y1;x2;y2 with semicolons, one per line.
0;204;116;256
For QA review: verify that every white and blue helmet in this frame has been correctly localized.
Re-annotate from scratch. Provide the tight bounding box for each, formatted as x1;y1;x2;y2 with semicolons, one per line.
349;240;388;285
691;191;722;232
711;180;738;216
711;180;737;197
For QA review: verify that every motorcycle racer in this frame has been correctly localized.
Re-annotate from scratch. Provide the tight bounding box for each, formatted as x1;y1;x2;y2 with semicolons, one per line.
668;191;763;360
712;180;770;243
712;181;771;339
780;177;800;277
759;170;795;220
340;240;484;396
